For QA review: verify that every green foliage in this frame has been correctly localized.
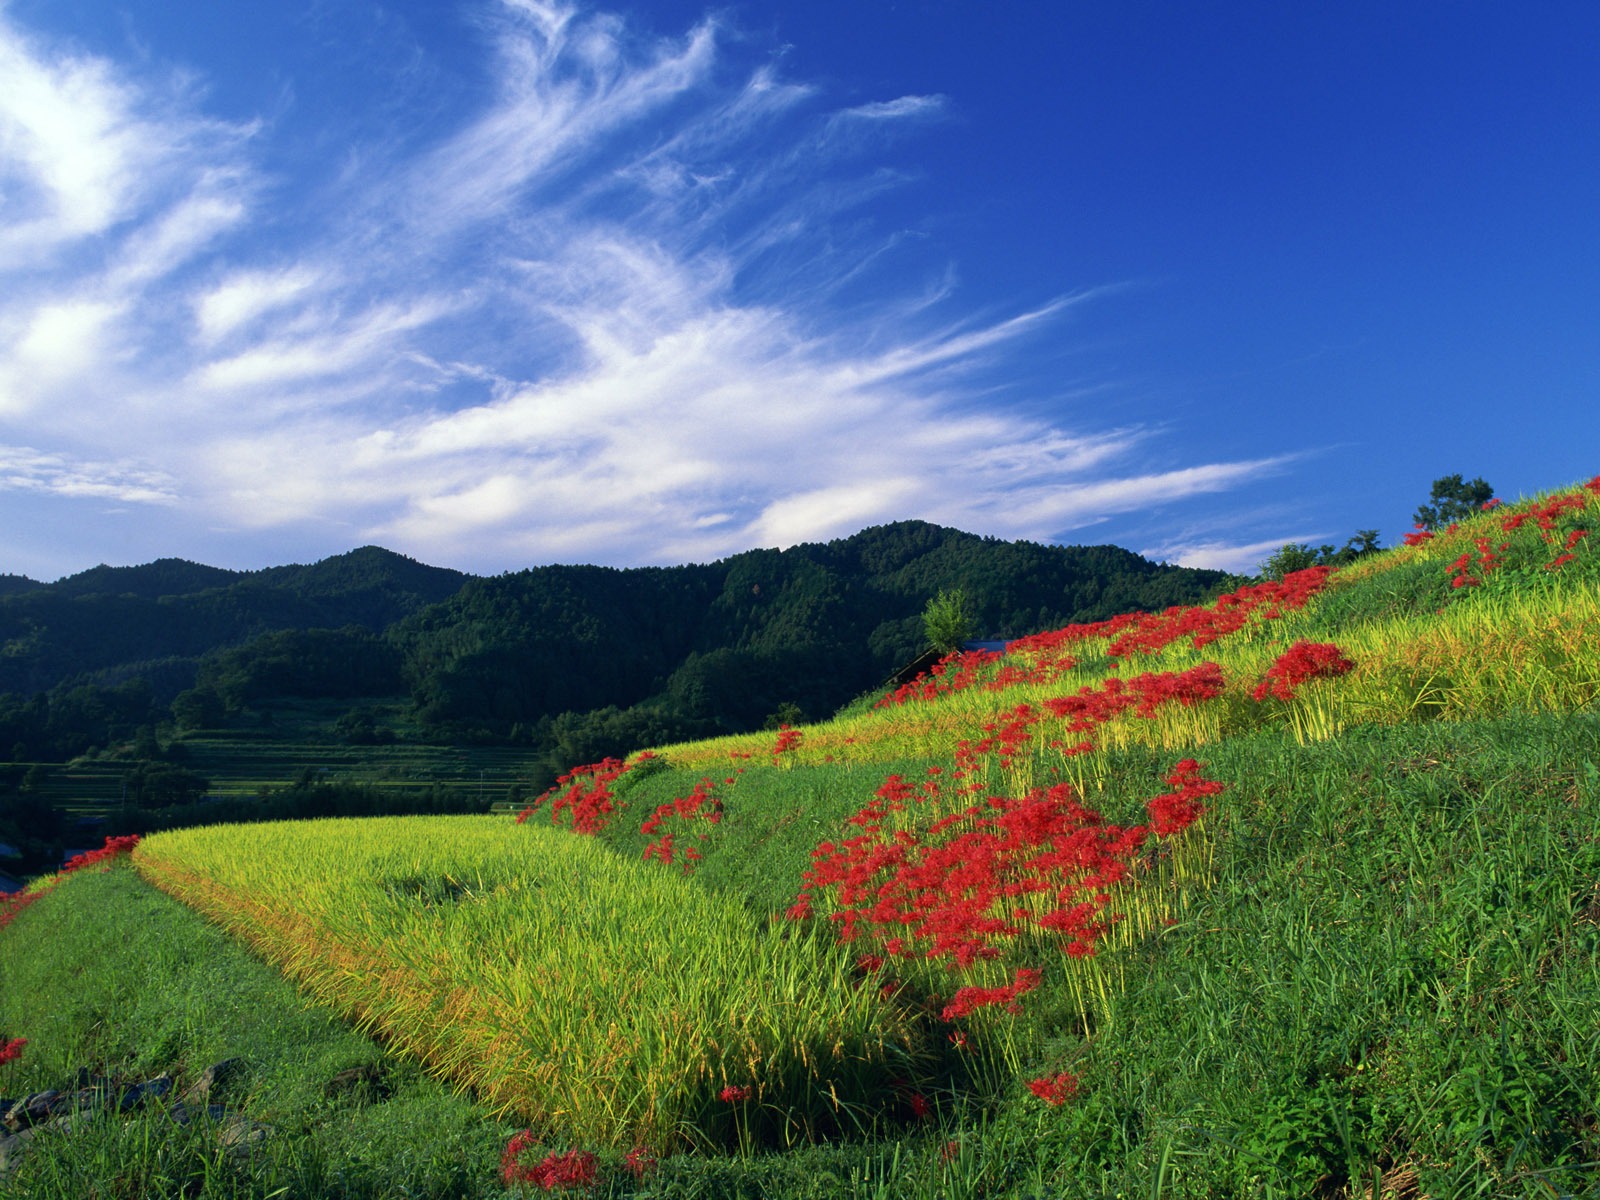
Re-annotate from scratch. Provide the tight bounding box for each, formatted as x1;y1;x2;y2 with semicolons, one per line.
1414;472;1495;530
921;587;976;652
122;760;211;807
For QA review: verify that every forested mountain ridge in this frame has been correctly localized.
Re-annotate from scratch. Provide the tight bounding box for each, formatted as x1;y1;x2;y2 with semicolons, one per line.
0;547;467;696
0;522;1233;775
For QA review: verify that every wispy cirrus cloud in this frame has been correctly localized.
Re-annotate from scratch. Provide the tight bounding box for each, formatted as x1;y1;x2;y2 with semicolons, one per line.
0;0;1296;575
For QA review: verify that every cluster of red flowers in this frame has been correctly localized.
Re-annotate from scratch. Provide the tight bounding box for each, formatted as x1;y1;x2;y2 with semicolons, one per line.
1498;480;1599;572
1250;641;1357;702
60;835;141;872
1004;568;1333;669
718;1084;753;1103
1406;476;1599;585
933;663;1228;792
876;649;1004;708
640;777;723;872
1027;1071;1080;1106
1;835;142;933
1147;758;1228;837
501;1134;597;1192
942;967;1042;1020
771;725;804;760
516;758;633;835
1041;662;1226;729
0;1037;25;1066
791;764;1218;977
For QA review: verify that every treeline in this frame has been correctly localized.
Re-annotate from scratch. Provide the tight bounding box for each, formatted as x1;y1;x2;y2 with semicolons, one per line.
0;763;488;874
1;522;1234;787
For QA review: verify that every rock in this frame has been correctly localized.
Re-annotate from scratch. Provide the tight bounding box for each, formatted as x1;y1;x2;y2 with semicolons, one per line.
117;1073;173;1114
180;1058;245;1107
2;1091;62;1131
323;1063;390;1104
216;1113;272;1159
0;1126;36;1181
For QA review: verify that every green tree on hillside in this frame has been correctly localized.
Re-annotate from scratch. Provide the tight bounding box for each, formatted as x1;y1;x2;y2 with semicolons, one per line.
1414;474;1494;531
1258;530;1383;580
922;588;976;653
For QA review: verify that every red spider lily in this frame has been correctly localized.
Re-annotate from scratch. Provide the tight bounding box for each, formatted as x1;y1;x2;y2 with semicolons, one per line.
1402;527;1435;547
907;1091;932;1119
792;761;1222;971
1004;570;1332;667
518;758;633;835
0;890;41;933
501;1136;598;1191
1251;641;1356;702
1027;1071;1080;1106
0;1038;25;1066
719;1084;753;1103
942;967;1042;1020
876;649;1004;708
624;1147;657;1178
640;778;723;872
1147;759;1225;837
60;835;141;873
771;725;804;757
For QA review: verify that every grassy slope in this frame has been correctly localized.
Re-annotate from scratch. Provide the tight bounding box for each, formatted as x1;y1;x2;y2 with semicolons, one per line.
4;476;1599;1198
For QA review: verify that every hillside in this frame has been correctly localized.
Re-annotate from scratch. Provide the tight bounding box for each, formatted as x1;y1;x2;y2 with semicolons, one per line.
3;472;1595;1197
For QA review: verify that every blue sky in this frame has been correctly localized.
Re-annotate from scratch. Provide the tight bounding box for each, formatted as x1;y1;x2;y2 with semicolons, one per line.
2;0;1597;581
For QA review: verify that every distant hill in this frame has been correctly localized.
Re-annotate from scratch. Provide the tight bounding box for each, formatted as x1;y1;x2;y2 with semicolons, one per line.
0;547;468;697
0;524;1233;781
0;575;40;598
44;558;243;600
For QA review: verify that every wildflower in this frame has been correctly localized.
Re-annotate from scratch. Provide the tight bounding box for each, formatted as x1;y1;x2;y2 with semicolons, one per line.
1252;640;1356;702
624;1147;657;1178
502;1137;599;1191
719;1084;753;1103
1027;1071;1080;1106
907;1092;932;1119
0;1037;26;1065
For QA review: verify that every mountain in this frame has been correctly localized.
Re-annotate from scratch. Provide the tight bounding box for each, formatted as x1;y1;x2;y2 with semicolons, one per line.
0;524;1234;776
0;547;469;698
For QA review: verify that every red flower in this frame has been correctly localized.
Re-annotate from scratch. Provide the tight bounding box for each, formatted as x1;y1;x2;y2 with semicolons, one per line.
719;1084;753;1103
501;1136;598;1191
624;1147;657;1178
1252;640;1356;702
0;1037;26;1066
1027;1071;1080;1106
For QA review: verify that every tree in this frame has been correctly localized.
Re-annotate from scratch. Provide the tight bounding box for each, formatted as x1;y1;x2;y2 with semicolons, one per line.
922;588;975;653
1258;543;1328;581
1258;530;1383;580
1414;475;1494;531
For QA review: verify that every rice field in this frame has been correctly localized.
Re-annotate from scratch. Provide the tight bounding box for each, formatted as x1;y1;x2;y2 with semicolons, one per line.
132;815;927;1153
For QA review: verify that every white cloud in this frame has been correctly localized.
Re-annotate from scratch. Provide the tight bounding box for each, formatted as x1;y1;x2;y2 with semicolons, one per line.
0;443;178;504
194;267;323;344
1142;532;1332;574
0;0;1298;577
